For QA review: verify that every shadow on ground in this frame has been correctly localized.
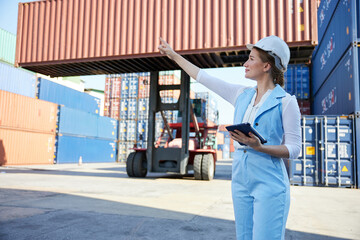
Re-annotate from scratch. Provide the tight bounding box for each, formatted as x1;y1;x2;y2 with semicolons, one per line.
0;188;352;240
0;160;233;181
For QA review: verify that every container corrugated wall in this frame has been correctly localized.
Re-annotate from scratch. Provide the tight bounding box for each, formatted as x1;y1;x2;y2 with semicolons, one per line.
55;135;116;163
15;0;318;76
0;90;57;165
311;0;357;95
313;46;359;115
58;106;117;140
0;90;57;133
38;78;100;114
0;27;16;65
0;62;36;98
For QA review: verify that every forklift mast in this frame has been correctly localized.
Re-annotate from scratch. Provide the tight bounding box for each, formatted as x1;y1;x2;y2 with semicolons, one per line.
147;71;190;174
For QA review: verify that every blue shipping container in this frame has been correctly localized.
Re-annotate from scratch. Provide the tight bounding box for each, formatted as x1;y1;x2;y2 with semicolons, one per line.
312;0;359;95
58;106;118;140
138;98;149;119
129;76;139;98
289;115;356;187
38;78;100;114
120;99;129;119
313;46;359;115
0;61;36;98
119;120;127;141
121;77;129;98
317;0;340;43
56;135;116;163
128;98;137;119
289;117;321;186
137;119;148;142
319;116;355;186
284;64;310;99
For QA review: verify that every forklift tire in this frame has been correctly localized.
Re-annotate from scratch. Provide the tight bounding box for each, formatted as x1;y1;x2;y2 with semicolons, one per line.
193;154;203;180
133;152;147;178
201;154;214;181
126;152;136;177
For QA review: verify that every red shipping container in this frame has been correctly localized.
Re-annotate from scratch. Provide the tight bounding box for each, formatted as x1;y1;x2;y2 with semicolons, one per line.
297;99;311;115
0;90;57;133
15;0;318;77
138;76;150;98
0;128;55;166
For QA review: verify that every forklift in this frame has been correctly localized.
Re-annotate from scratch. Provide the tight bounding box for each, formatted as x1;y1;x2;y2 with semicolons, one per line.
126;71;218;180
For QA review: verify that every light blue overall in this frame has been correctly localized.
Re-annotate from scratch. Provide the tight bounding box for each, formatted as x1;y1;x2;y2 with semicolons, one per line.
232;85;290;240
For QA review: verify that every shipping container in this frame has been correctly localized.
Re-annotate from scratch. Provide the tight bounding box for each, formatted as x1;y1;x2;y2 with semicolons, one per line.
311;0;359;95
137;119;148;142
0;62;36;98
58;106;118;140
126;120;137;141
0;90;57;133
289;115;356;187
129;76;139;98
38;78;100;114
138;98;149;119
313;46;359;115
138;73;150;98
16;0;318;76
284;64;310;99
121;78;129;99
128;98;138;120
317;0;340;43
118;141;135;162
298;99;311;115
0;28;16;65
55;135;116;163
118;120;127;141
0;129;55;166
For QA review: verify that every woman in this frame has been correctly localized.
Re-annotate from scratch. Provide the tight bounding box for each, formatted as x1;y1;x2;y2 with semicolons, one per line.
158;35;301;240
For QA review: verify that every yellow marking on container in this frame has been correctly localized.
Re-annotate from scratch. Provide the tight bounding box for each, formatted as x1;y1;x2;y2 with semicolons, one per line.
112;131;114;135
306;146;315;155
299;6;304;12
346;27;349;35
96;110;99;113
111;154;114;158
342;166;348;172
299;24;304;31
349;92;351;101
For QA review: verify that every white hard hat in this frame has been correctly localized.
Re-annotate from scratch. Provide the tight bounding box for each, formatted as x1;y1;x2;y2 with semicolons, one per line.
246;35;290;72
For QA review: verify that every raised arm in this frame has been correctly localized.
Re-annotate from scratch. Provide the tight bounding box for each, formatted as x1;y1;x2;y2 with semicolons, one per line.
158;37;200;80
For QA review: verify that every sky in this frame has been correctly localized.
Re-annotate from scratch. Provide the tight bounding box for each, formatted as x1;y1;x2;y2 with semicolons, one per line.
0;0;256;124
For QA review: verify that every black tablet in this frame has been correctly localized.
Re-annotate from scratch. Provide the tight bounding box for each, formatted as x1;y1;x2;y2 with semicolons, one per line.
225;123;267;145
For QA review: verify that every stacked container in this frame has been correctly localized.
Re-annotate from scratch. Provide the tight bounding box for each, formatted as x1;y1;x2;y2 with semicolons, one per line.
0;90;57;165
0;28;37;98
283;64;311;115
0;28;16;65
194;92;219;125
37;78;100;114
216;125;234;160
105;71;187;161
288;115;356;188
55;106;117;164
311;0;360;188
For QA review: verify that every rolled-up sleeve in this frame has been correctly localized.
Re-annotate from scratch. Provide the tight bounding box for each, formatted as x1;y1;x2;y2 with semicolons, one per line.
282;96;302;159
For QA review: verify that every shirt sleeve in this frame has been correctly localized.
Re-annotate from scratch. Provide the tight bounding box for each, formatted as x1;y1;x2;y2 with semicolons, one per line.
196;69;247;106
282;95;302;159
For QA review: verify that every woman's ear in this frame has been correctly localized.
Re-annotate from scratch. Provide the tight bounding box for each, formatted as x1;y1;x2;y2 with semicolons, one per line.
263;62;271;73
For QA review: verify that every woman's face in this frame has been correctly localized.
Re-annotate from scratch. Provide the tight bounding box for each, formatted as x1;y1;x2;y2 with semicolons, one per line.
243;48;268;80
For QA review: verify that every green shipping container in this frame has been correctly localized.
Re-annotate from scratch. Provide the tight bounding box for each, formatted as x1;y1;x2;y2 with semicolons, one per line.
0;28;16;65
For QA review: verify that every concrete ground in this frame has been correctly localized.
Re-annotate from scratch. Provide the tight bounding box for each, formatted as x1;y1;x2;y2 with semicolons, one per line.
0;159;359;240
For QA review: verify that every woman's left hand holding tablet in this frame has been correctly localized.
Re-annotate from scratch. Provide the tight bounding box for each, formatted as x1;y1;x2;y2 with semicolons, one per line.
229;130;262;151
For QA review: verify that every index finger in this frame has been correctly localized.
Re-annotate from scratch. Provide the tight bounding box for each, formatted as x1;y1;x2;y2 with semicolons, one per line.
159;37;167;44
